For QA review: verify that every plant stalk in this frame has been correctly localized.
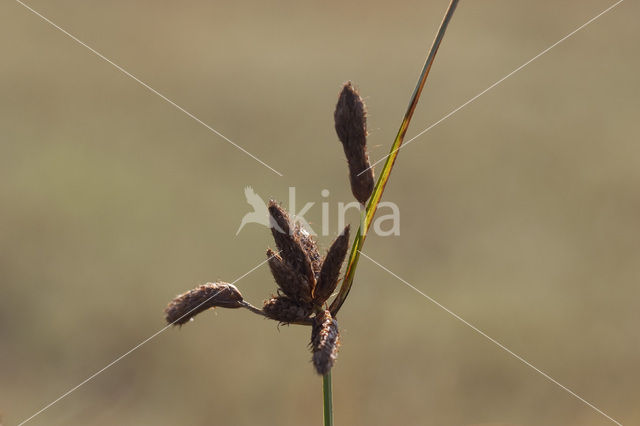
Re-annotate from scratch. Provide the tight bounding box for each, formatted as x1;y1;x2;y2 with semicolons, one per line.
330;0;459;315
322;372;333;426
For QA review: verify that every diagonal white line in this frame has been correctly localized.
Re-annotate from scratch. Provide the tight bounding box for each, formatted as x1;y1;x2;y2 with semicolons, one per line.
15;0;284;177
17;254;275;426
359;251;623;425
361;0;624;175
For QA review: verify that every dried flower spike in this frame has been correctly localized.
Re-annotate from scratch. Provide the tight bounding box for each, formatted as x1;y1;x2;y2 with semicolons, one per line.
267;249;314;304
263;295;312;324
165;282;244;325
334;81;374;204
313;225;350;308
268;201;316;286
295;223;322;278
310;310;340;375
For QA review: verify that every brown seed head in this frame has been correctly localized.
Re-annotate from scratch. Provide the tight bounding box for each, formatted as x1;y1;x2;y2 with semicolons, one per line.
267;249;313;304
263;295;313;323
268;201;315;285
334;81;375;204
310;309;340;375
294;223;322;278
313;225;350;307
165;282;244;325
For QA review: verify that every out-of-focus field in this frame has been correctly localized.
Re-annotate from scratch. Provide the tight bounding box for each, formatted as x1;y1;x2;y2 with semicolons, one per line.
1;1;639;425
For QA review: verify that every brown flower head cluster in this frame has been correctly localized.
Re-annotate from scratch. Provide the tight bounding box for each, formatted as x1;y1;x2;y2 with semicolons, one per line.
263;201;349;323
164;202;349;374
164;82;374;375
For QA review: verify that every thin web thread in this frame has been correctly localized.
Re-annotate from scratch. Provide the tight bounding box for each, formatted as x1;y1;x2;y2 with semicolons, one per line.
359;251;623;426
17;254;276;426
15;0;284;176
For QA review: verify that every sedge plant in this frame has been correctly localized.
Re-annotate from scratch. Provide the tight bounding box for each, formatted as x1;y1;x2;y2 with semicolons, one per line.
163;1;459;424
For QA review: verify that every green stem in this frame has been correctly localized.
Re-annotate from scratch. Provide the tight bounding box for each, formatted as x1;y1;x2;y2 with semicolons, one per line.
322;372;333;426
329;0;459;315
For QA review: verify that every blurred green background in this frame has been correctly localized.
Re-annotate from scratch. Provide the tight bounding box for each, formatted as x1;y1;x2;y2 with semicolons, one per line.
1;1;638;425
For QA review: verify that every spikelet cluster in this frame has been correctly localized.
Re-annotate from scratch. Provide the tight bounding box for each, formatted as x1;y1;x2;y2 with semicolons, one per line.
164;81;378;375
264;201;349;325
164;202;350;374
